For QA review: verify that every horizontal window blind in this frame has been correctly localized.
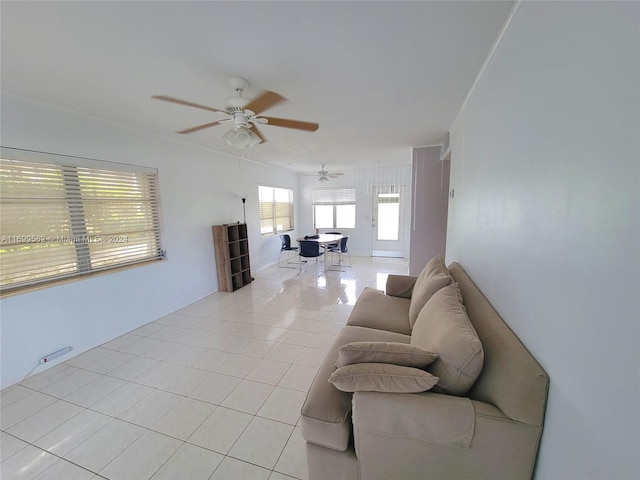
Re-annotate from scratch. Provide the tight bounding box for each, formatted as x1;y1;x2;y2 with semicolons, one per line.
312;187;356;229
377;192;400;204
259;186;275;235
312;187;356;205
259;185;293;235
0;150;164;293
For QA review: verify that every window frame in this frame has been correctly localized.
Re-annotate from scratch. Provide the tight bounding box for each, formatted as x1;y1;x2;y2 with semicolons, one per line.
312;187;357;230
0;147;165;295
258;185;294;236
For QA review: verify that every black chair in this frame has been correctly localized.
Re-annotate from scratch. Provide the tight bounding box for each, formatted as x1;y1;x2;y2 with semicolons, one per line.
298;240;324;271
329;235;351;268
325;231;341;249
279;234;298;267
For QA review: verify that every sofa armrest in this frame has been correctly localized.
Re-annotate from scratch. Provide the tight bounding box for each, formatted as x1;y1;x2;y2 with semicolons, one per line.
353;391;476;448
385;275;418;299
352;392;543;480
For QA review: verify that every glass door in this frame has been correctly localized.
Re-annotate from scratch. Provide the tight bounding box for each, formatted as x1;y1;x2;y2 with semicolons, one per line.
371;185;405;257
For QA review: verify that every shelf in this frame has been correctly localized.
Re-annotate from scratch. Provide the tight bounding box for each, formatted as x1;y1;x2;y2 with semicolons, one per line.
231;257;242;275
227;225;240;242
239;239;249;255
229;242;241;259
212;223;252;292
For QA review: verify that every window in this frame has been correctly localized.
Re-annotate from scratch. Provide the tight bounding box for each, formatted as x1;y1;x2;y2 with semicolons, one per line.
313;187;356;229
0;148;164;293
258;185;294;235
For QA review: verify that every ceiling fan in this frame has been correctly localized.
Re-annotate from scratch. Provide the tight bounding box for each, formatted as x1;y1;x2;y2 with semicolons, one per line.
316;164;344;182
152;77;319;149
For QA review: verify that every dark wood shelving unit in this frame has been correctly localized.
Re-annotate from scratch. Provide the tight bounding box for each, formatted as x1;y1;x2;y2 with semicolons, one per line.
212;223;252;292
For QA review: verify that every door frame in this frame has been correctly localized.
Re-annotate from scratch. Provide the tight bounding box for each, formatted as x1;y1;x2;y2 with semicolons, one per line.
371;185;406;257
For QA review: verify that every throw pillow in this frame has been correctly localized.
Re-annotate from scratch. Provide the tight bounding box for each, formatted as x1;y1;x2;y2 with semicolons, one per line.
328;363;439;393
408;256;453;328
411;282;484;396
335;341;439;368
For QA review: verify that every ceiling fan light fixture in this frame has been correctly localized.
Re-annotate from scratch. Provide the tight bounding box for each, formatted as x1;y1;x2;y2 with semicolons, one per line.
223;126;261;149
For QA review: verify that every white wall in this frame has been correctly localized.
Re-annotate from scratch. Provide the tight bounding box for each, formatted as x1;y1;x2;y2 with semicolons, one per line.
297;160;412;257
0;94;298;388
446;2;639;479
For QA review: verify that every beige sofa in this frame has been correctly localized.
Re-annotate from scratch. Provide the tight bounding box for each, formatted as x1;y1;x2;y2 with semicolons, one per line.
300;259;549;480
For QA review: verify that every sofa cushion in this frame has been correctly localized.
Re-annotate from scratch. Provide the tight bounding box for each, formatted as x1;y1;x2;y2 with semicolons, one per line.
329;363;439;393
301;326;411;451
385;274;418;299
336;342;438;368
347;287;411;335
408;256;454;328
411;283;484;396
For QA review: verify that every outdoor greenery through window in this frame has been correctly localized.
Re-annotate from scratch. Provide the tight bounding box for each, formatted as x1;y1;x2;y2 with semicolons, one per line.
0;148;165;293
258;185;294;235
313;187;356;229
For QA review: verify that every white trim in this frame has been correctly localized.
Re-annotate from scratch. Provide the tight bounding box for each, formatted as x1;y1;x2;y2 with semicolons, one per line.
450;0;522;131
411;142;445;149
254;261;278;273
371;250;404;258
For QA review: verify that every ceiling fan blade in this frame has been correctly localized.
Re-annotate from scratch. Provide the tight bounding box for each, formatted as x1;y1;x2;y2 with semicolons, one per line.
177;120;226;134
152;95;227;114
251;124;268;144
244;90;286;115
244;91;286;115
261;117;319;131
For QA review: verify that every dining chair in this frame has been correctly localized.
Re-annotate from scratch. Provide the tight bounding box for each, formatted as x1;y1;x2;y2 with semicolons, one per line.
329;235;351;268
325;231;341;249
298;240;324;272
279;234;298;267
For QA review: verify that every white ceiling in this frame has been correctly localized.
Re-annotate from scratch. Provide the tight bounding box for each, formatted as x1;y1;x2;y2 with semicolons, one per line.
1;1;513;173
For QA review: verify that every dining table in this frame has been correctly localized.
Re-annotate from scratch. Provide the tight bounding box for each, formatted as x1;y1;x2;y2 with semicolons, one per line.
296;234;344;274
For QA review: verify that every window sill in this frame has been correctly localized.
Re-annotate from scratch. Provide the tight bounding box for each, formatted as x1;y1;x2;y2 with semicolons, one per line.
261;228;294;238
0;258;165;298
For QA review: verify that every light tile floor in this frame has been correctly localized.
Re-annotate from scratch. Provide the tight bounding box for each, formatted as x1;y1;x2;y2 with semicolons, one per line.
1;256;408;480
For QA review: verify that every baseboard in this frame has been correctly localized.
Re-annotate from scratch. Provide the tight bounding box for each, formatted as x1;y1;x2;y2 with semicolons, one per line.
371;251;405;258
254;261;278;273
